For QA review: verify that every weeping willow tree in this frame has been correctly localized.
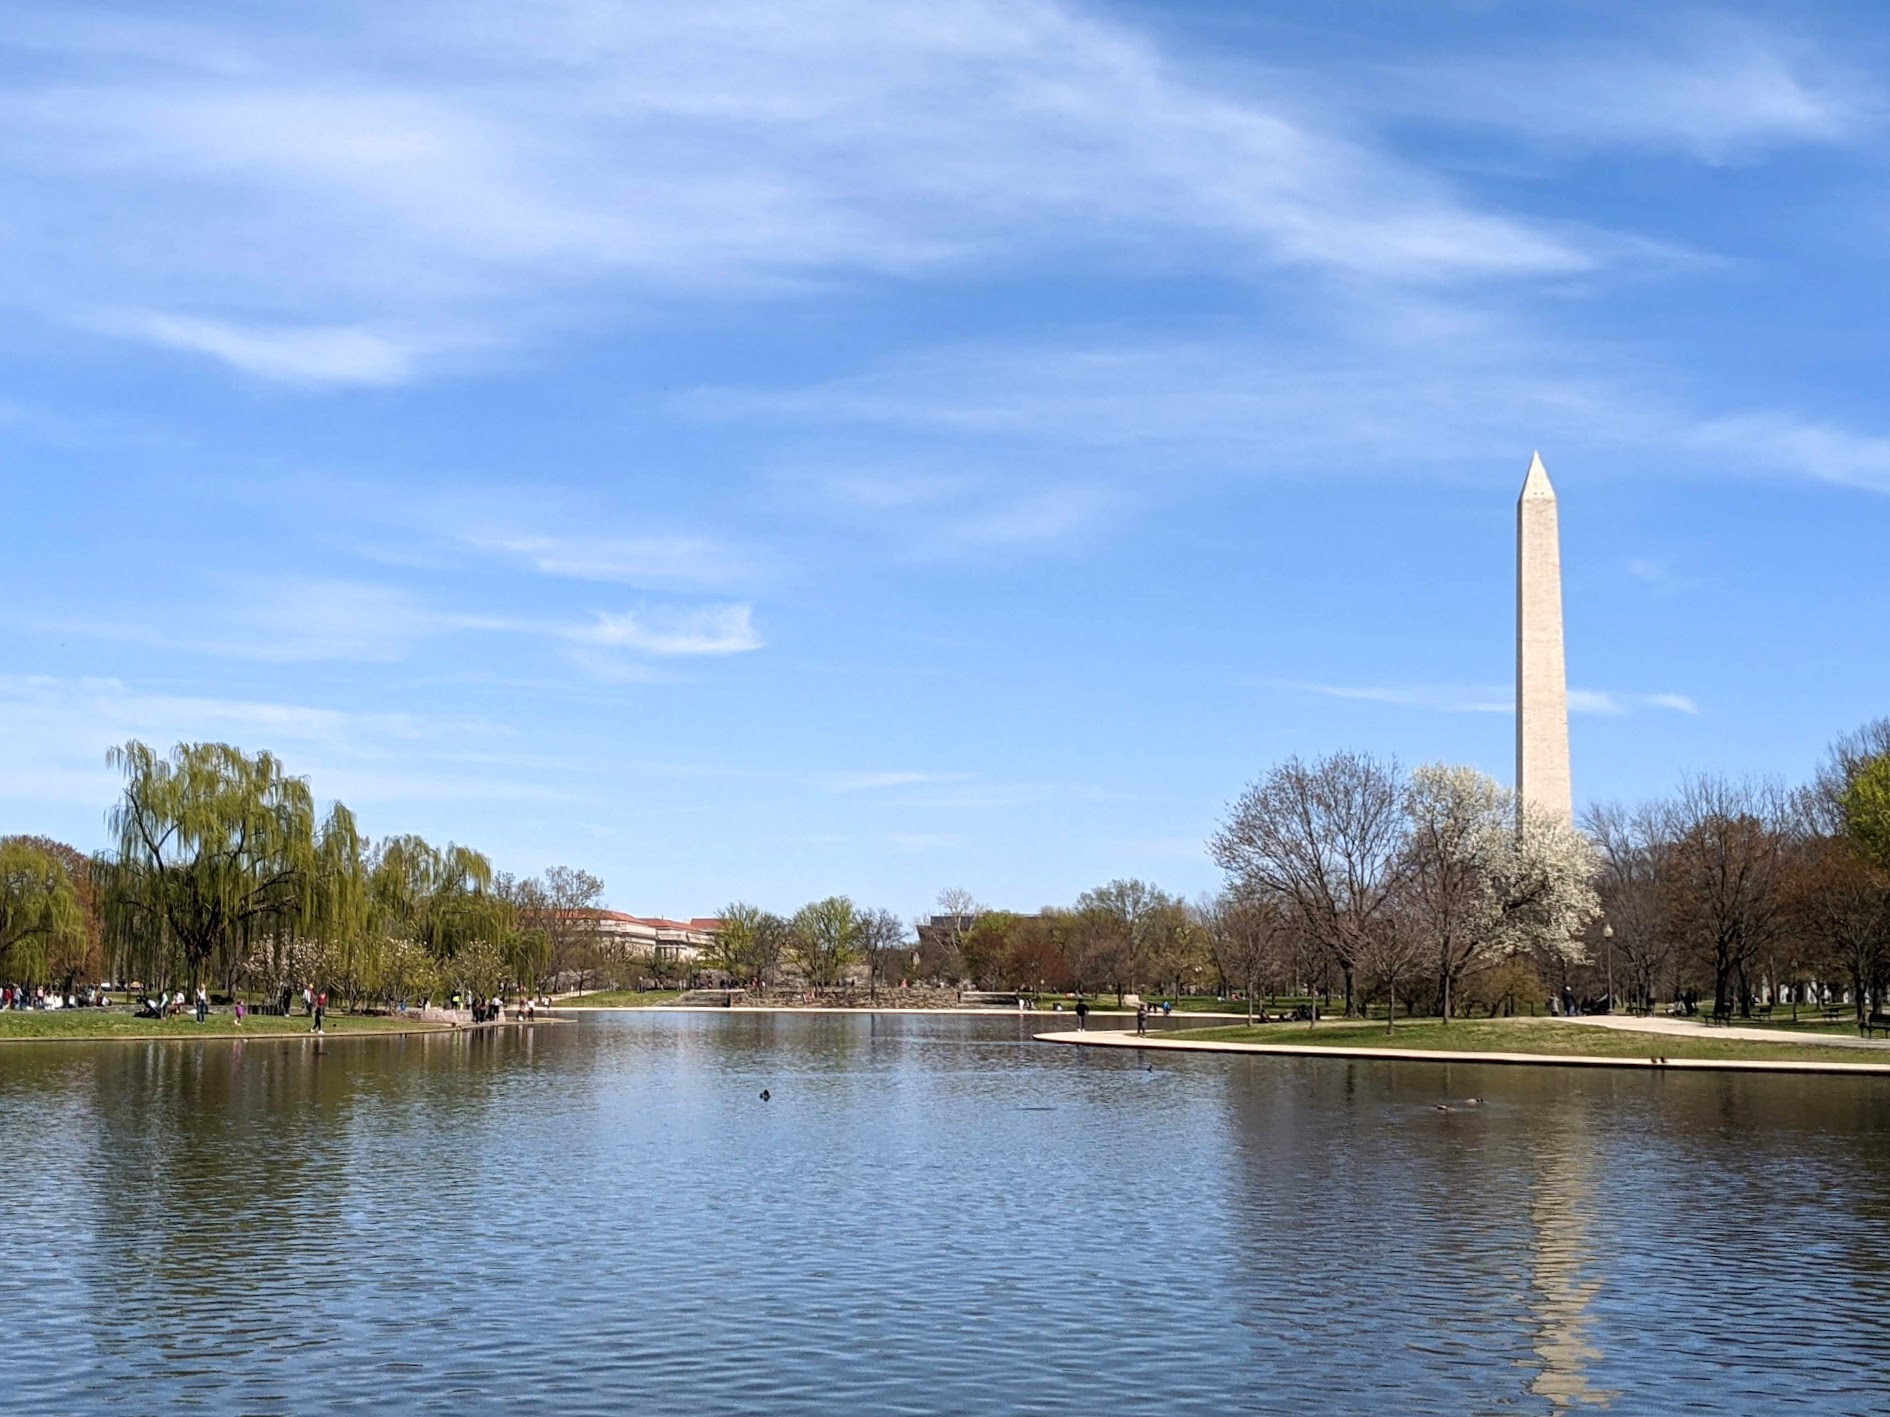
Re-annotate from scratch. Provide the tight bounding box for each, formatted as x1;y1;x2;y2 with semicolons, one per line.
365;835;519;1001
91;739;548;1007
370;836;504;953
97;741;360;993
0;838;86;984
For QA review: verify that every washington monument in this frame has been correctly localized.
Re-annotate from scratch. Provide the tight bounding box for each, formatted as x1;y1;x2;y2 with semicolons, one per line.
1517;452;1572;821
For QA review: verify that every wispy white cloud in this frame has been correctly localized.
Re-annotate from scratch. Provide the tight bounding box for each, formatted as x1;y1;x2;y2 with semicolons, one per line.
0;0;1606;385
1565;689;1626;716
1286;681;1510;714
289;478;762;590
765;457;1126;554
0;674;568;814
573;604;761;657
107;312;445;387
717;309;1890;526
462;530;744;589
1385;27;1872;163
702;321;1635;473
1687;411;1890;494
820;771;958;793
27;577;438;662
22;573;765;676
944;484;1124;550
812;469;971;511
1289;681;1699;717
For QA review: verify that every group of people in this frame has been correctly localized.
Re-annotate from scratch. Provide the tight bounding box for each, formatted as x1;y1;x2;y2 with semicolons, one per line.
1;983;107;1010
292;984;329;1032
136;986;213;1022
3;975;552;1032
451;992;531;1024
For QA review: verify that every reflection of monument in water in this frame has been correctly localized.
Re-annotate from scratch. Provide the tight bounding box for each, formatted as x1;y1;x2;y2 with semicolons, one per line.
1518;452;1573;821
1525;1110;1617;1410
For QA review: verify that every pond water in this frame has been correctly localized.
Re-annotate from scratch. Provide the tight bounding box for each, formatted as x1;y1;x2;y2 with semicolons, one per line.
3;1012;1888;1414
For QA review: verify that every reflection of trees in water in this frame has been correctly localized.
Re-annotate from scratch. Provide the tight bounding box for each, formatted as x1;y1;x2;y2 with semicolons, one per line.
67;1032;520;1351
1524;1109;1617;1410
1217;1062;1553;1403
1211;1062;1665;1411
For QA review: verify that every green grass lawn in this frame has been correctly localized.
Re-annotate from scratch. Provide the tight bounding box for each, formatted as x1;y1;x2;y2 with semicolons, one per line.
1703;1015;1859;1035
1043;996;1279;1013
1166;1016;1890;1066
1085;995;1358;1015
1149;997;1258;1013
0;1009;451;1042
549;989;689;1008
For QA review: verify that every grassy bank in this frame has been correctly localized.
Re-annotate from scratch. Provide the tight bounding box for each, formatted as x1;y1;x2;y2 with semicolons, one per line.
0;1010;452;1042
1170;1017;1888;1066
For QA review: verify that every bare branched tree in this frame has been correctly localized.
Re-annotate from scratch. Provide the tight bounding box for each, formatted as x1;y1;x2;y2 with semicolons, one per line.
915;887;982;983
1211;751;1408;1016
1201;890;1292;1024
856;907;906;1000
1786;780;1890;1026
1072;878;1182;1004
1583;801;1671;1012
542;866;606;993
1659;775;1792;1018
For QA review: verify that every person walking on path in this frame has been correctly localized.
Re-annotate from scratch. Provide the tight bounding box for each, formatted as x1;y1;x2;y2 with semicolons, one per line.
312;989;326;1035
1075;998;1090;1032
1135;1001;1148;1036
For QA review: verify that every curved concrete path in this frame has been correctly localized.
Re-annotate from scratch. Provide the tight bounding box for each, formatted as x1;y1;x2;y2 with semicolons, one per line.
1559;1013;1890;1051
1036;1028;1890;1076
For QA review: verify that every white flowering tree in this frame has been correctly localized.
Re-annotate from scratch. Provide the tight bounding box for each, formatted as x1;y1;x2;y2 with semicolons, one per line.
1401;763;1599;1021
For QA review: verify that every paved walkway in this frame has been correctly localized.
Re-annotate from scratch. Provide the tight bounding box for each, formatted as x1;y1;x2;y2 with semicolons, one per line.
1560;1013;1890;1051
1037;1029;1890;1075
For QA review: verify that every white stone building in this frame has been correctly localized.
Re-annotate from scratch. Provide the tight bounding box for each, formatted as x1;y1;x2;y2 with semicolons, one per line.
572;911;721;966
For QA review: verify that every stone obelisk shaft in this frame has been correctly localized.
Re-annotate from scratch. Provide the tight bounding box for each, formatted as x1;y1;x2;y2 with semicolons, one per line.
1517;452;1572;821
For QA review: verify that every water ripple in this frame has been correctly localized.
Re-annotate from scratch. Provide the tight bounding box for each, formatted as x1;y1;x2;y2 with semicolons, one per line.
2;1015;1888;1414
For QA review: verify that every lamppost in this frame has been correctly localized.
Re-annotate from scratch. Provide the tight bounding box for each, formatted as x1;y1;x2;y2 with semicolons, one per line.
1601;923;1614;1013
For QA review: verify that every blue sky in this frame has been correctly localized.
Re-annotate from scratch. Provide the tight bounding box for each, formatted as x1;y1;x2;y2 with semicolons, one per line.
3;0;1888;918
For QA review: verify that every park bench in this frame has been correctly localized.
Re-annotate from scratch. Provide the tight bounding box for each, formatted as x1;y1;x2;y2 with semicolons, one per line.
1704;1008;1780;1027
1860;1013;1890;1039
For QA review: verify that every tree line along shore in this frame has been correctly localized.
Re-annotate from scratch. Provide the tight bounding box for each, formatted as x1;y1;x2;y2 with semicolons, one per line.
699;715;1890;1040
4;717;1890;1044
